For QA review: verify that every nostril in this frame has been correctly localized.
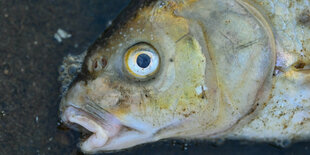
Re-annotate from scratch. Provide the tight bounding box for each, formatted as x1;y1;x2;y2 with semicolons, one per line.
101;58;108;68
91;57;108;72
93;59;99;71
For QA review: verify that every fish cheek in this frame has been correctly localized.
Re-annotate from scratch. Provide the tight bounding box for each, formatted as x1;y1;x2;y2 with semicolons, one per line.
146;36;216;129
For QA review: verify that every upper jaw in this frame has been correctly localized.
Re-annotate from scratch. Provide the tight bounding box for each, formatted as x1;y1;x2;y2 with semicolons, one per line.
61;106;154;153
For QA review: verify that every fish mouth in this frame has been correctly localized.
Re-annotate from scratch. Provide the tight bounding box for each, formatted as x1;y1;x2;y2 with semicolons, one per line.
61;106;152;153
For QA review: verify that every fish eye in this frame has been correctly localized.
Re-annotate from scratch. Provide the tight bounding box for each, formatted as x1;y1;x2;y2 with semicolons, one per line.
124;43;160;79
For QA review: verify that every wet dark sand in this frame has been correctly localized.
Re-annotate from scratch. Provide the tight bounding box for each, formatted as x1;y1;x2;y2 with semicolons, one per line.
0;0;309;155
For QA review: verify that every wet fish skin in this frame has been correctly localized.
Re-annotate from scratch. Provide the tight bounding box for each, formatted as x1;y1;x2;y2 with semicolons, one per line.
59;0;310;153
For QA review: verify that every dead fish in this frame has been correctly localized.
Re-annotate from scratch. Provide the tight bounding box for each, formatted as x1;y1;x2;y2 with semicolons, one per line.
58;0;310;153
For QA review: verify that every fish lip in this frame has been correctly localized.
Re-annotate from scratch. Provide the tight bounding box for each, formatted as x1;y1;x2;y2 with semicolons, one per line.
61;106;151;152
61;106;123;152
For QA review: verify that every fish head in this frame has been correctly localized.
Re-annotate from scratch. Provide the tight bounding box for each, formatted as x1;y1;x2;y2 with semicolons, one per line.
60;1;217;152
60;0;276;153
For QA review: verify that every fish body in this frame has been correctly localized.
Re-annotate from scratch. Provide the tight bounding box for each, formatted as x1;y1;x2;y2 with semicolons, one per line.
59;0;310;153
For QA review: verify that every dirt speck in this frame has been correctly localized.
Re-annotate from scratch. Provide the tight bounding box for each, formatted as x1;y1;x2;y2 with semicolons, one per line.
298;10;310;27
3;69;9;75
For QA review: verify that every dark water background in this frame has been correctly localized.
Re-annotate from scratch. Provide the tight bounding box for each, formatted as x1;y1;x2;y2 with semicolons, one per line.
0;0;309;154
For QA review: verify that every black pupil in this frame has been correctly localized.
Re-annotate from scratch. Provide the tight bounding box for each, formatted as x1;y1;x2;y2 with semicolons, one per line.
136;54;151;68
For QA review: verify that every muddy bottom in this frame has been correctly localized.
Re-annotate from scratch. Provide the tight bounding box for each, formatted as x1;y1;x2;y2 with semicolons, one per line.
0;0;309;155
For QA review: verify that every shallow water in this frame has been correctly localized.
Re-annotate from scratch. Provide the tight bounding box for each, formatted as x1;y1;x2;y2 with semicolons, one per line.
0;0;309;154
